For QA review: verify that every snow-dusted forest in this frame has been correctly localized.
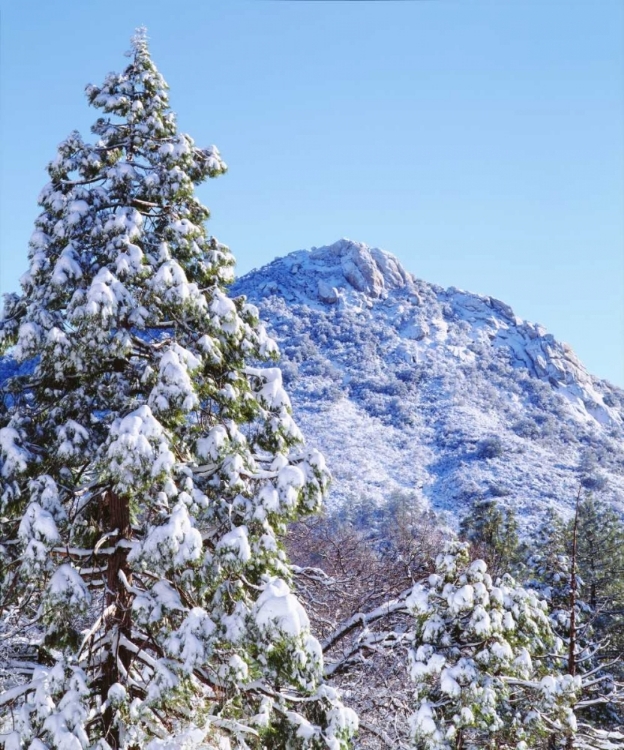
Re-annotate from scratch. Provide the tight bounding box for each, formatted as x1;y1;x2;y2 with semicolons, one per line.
1;33;623;750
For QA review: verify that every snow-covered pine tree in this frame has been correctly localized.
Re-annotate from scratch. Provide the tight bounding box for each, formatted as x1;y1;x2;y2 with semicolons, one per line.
572;495;624;647
0;30;356;750
405;541;578;749
528;505;624;748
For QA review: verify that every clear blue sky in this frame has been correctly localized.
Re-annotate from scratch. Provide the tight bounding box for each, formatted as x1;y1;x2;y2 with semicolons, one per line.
1;0;623;385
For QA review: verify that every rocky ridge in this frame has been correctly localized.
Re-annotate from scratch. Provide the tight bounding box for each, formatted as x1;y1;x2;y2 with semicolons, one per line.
234;239;624;526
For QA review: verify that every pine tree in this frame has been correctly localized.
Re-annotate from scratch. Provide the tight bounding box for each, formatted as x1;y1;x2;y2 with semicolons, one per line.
459;499;520;577
571;495;624;741
0;31;356;749
527;502;624;748
572;495;624;649
406;541;578;749
526;508;571;617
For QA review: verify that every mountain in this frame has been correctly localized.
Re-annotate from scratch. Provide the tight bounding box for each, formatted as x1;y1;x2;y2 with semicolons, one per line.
233;239;624;529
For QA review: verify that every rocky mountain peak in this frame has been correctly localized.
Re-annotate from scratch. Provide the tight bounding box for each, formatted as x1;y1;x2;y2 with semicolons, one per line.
245;239;414;305
236;241;622;427
233;241;624;524
309;239;413;298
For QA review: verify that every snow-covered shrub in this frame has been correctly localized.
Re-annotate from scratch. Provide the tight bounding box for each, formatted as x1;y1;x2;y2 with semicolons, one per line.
476;436;504;460
511;417;540;440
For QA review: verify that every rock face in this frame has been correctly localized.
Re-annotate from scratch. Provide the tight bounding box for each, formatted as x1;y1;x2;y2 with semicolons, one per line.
234;240;624;528
259;238;413;301
310;239;413;297
317;280;339;304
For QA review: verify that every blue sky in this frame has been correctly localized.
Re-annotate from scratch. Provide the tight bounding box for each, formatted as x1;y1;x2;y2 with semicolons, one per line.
1;0;623;385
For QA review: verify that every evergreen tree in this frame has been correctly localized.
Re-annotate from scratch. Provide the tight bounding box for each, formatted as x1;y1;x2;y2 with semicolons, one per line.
571;496;624;744
528;497;624;676
459;499;520;577
528;503;624;748
0;31;356;749
406;541;578;749
572;495;624;650
527;508;571;615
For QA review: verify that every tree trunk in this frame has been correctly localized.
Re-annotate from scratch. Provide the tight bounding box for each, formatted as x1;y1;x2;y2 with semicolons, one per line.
565;488;581;750
102;490;133;749
568;496;578;679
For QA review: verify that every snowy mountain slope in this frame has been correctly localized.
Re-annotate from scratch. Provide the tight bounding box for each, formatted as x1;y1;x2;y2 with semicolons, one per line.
233;239;624;528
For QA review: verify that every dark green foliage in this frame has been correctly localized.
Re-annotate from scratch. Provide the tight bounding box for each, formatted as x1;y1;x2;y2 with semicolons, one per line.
459;498;520;577
572;495;624;654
